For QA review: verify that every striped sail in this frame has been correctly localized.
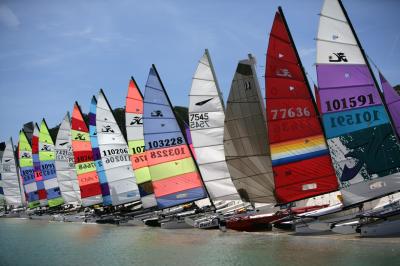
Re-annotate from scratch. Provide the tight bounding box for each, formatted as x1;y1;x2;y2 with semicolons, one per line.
96;89;141;206
316;0;400;206
188;50;241;201
266;9;338;204
32;124;48;206
71;102;103;206
0;138;24;207
144;65;207;208
379;73;400;138
18;131;38;208
224;55;275;203
39;119;63;207
125;78;157;209
0;145;3;204
55;113;82;205
89;96;112;206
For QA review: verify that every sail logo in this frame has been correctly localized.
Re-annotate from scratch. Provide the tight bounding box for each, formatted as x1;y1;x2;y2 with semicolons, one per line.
176;193;188;199
151;110;163;117
195;98;213;106
332;34;339;40
130;116;143;125
245;81;251;90
278;53;284;58
21;152;31;159
75;133;86;141
59;141;69;146
289;86;295;91
276;69;292;78
329;52;348;62
101;125;115;133
41;144;51;151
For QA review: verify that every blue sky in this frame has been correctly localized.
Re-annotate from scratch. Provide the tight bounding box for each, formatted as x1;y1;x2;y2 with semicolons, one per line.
0;0;399;142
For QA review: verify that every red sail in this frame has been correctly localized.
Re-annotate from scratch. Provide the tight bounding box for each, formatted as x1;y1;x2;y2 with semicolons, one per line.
265;10;338;204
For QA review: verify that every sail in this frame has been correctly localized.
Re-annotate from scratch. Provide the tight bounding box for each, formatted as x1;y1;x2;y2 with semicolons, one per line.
32;124;48;206
39;119;64;207
96;89;141;206
143;65;207;208
224;55;275;203
188;50;241;201
0;145;3;204
125;78;157;208
379;73;400;137
316;0;400;206
55;113;82;205
89;96;112;206
313;85;322;114
0;138;23;206
18;131;38;208
184;123;196;158
71;102;103;206
266;10;338;204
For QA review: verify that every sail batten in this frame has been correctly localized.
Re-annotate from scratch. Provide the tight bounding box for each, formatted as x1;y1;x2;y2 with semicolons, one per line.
223;55;276;203
189;50;241;201
55;113;82;205
316;0;400;206
266;9;339;204
144;65;207;209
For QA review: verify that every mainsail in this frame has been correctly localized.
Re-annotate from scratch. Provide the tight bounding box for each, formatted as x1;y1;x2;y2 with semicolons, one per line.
55;113;82;205
32;124;48;206
266;8;338;204
316;0;400;206
125;78;157;209
0;138;24;207
188;50;241;201
143;65;207;208
96;89;141;206
379;73;400;138
224;54;275;203
71;102;103;206
89;96;112;206
39;119;63;207
18;130;38;209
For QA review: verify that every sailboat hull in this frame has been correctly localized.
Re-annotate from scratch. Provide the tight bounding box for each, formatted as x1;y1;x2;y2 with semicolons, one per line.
359;213;400;237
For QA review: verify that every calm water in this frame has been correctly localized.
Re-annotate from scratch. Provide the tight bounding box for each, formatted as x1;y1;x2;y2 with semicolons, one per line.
1;219;400;266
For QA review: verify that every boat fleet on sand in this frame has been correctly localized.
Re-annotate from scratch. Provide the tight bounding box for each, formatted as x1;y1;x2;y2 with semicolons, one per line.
1;0;400;238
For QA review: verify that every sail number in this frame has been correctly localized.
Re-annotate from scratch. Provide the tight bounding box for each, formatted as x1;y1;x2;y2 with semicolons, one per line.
189;113;210;128
104;155;130;164
270;107;310;120
102;148;128;157
149;147;186;158
325;94;375;112
77;162;95;171
148;137;183;149
132;146;145;154
330;110;380;128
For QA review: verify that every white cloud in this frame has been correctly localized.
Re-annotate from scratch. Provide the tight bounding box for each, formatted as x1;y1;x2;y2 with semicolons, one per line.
0;4;20;28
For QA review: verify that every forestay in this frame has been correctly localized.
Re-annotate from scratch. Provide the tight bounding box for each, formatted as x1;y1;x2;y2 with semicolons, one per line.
316;0;400;206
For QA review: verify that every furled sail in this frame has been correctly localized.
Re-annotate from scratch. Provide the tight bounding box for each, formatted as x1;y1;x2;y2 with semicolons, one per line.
125;78;157;209
89;96;112;206
0;138;24;207
55;113;82;205
96;89;141;206
188;50;241;201
266;9;338;204
18;130;38;209
379;73;400;138
316;0;400;206
32;124;48;206
39;119;64;207
143;65;207;208
71;102;103;206
224;54;275;203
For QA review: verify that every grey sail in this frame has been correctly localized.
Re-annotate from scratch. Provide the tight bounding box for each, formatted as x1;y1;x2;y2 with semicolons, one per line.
223;55;276;203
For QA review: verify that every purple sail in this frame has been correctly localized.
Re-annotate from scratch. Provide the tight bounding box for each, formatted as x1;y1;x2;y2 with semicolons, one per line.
379;72;400;137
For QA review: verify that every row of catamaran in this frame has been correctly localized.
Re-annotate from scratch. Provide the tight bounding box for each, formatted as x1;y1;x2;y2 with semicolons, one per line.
1;0;400;237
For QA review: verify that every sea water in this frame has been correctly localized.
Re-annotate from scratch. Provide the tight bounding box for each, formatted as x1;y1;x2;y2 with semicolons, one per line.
1;218;399;266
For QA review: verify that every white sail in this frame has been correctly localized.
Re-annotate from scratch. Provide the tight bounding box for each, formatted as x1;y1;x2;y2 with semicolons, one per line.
189;50;241;201
223;55;275;203
0;138;23;207
96;89;141;205
55;113;82;205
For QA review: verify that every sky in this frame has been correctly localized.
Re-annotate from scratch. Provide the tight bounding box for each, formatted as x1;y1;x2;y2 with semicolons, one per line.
0;0;399;142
